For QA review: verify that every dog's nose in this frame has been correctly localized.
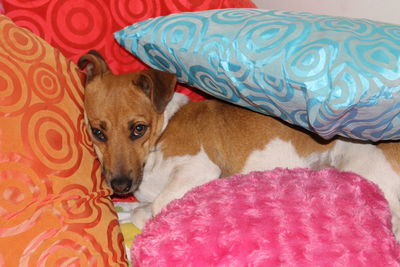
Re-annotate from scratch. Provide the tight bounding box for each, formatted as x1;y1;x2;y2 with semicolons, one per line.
111;177;132;194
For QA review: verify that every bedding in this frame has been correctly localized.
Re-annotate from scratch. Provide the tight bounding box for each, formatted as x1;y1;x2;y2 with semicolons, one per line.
0;15;127;266
4;2;399;265
3;0;256;101
114;201;142;263
132;168;400;266
115;8;400;141
1;1;258;265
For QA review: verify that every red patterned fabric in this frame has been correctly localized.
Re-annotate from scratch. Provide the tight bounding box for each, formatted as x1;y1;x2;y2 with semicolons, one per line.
0;1;256;265
3;0;256;101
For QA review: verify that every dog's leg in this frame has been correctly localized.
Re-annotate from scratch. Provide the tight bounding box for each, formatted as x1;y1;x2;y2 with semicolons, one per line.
130;147;221;228
151;166;221;216
130;202;153;229
151;148;221;216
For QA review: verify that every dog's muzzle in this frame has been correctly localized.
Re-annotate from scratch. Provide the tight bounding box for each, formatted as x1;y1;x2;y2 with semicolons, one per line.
110;177;132;195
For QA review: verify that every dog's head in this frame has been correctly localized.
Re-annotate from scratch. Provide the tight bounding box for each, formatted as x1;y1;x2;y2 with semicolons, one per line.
78;50;176;195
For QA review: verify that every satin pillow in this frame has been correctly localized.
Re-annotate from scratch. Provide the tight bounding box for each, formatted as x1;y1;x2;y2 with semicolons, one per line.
0;15;127;266
3;0;256;101
115;8;400;141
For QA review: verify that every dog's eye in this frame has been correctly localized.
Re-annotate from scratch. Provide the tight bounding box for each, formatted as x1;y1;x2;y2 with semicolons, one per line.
91;128;107;142
130;124;147;140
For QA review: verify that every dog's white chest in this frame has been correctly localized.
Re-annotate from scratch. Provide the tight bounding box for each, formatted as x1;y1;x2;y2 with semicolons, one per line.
135;145;221;204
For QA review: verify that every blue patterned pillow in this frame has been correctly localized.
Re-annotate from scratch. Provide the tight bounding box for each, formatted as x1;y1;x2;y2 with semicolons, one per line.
115;9;400;141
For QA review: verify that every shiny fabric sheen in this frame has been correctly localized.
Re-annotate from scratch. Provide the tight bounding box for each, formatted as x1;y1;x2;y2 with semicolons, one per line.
116;9;400;141
3;0;257;102
0;15;128;266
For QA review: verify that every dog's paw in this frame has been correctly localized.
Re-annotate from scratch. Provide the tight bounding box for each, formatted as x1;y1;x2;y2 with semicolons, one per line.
131;203;152;229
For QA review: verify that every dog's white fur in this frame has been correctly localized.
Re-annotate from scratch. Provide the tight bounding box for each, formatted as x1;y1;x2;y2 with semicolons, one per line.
78;51;400;240
129;93;400;241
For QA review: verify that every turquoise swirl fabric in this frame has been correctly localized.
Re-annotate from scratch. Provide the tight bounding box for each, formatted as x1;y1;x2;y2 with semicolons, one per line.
115;9;400;141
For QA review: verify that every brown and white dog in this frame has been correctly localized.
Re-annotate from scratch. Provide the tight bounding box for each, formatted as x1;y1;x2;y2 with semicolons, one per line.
79;50;400;240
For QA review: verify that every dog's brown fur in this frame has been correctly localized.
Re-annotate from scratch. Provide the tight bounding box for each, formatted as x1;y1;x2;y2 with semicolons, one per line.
159;100;334;177
79;51;400;238
80;49;334;187
79;51;176;193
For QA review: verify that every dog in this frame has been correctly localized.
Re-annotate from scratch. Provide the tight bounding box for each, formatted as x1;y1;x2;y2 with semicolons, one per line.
78;50;400;240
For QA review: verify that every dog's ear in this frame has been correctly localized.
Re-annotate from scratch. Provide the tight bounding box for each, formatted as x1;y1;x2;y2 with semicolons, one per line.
78;50;110;83
133;69;177;113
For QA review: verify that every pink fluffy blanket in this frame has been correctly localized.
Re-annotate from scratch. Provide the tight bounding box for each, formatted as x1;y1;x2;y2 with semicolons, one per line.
132;168;400;266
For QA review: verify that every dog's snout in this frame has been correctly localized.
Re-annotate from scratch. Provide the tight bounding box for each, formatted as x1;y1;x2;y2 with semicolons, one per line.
111;177;132;194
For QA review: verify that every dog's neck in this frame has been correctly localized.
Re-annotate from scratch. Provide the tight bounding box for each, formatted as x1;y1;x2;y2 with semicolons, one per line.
161;92;189;132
